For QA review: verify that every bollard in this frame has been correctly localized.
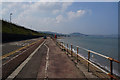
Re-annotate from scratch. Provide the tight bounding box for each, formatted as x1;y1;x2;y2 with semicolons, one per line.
77;46;79;63
71;44;73;57
88;51;90;72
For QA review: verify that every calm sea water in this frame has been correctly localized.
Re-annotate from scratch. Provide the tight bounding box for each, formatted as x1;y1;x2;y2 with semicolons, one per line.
58;36;120;76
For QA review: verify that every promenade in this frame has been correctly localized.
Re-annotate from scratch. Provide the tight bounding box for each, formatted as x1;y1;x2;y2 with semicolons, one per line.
1;37;119;80
8;37;91;79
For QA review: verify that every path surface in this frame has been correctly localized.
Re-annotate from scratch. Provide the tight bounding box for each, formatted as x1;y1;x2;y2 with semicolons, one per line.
1;38;42;66
3;37;98;79
44;38;85;78
15;44;47;79
2;38;39;56
14;37;86;79
1;38;44;79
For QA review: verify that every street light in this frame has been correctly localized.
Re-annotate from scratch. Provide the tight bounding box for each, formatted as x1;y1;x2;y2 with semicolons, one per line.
10;13;12;23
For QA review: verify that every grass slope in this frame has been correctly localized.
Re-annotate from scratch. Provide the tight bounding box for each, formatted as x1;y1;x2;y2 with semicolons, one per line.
2;20;46;36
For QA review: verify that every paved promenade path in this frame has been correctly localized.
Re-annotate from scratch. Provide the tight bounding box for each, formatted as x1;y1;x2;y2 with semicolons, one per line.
15;37;86;79
3;37;98;79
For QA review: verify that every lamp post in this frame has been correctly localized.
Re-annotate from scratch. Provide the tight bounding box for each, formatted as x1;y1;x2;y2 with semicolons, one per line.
10;13;12;23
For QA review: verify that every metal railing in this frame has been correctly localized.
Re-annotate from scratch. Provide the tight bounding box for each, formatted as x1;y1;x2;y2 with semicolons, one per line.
57;41;120;80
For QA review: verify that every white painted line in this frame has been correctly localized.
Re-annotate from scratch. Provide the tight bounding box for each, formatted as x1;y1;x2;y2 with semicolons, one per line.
1;43;36;67
6;40;46;79
2;48;28;67
44;44;49;78
1;39;42;67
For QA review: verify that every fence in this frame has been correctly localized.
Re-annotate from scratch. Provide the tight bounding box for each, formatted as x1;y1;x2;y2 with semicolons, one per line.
57;41;120;80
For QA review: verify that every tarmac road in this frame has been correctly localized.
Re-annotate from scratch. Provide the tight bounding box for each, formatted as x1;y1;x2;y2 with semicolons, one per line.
15;43;47;79
2;38;40;56
1;38;44;79
4;37;87;79
1;38;42;64
2;37;99;80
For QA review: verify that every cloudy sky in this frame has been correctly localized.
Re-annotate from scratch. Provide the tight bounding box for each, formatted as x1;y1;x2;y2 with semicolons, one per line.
1;2;118;35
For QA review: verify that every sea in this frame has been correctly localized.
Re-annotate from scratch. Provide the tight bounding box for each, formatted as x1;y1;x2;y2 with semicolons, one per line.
57;36;120;76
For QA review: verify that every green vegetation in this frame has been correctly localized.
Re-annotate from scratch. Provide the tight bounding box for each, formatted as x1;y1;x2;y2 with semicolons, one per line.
2;20;47;36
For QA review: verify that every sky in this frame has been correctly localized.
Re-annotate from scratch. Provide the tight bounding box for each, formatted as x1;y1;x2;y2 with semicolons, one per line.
1;2;119;35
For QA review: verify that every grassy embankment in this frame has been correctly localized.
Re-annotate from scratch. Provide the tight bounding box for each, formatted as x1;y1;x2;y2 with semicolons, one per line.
2;20;49;42
2;20;47;36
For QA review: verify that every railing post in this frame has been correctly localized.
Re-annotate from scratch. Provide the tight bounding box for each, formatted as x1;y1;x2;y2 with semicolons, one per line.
60;42;61;47
61;42;63;50
110;59;113;80
67;44;68;54
71;44;73;57
77;46;79;63
63;43;65;49
88;51;90;72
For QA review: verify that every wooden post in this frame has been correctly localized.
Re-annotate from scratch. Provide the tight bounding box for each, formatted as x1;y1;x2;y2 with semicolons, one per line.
71;44;73;57
61;42;63;50
110;60;113;80
77;46;79;63
67;44;68;52
88;51;90;72
67;44;68;55
63;43;64;49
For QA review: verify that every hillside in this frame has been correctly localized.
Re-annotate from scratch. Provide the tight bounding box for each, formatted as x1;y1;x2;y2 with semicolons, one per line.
1;20;48;42
2;20;46;36
39;31;67;37
70;32;88;37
